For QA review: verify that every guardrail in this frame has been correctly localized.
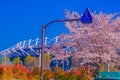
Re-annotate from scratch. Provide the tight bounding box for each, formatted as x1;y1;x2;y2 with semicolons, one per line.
94;72;120;80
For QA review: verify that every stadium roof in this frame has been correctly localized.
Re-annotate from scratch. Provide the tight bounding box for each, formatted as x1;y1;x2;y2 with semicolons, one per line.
0;37;59;58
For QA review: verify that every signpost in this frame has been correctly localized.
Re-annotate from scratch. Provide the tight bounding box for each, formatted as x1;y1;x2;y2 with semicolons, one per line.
81;8;92;24
40;8;93;80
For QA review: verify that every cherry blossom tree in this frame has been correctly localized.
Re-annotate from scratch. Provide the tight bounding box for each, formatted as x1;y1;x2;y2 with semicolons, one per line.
50;10;120;71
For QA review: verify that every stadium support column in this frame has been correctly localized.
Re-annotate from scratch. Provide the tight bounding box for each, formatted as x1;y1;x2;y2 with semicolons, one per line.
39;50;41;69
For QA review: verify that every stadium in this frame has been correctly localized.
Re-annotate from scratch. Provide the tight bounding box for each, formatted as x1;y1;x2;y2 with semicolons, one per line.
0;36;74;71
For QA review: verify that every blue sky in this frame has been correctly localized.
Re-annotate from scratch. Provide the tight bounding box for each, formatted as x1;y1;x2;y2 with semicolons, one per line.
0;0;120;51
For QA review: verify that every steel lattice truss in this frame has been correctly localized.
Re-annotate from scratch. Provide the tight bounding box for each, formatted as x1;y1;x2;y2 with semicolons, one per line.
0;37;59;58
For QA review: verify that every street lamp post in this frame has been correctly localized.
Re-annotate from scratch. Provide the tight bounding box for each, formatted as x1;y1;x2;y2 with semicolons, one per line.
40;8;92;80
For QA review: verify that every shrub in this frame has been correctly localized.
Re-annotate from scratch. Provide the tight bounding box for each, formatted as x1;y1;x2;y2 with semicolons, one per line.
43;69;54;80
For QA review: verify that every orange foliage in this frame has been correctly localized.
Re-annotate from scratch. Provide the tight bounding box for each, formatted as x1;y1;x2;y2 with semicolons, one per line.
0;64;94;80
